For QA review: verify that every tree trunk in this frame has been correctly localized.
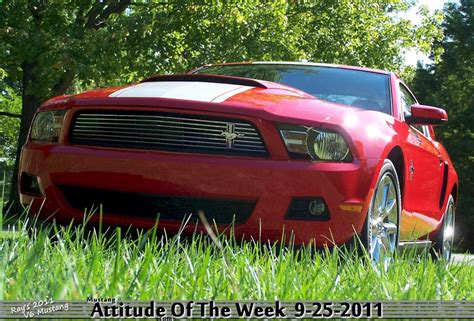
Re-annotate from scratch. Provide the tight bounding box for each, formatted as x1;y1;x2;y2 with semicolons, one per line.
7;94;41;214
6;65;74;215
7;62;42;215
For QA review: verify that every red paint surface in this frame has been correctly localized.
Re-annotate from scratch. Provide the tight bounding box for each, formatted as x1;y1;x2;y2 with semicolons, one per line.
410;104;449;122
19;67;458;246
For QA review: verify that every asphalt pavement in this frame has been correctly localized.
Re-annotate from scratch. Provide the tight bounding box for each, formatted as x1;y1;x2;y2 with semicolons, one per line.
452;254;474;265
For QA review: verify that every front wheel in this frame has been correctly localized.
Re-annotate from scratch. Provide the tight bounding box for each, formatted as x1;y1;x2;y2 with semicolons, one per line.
361;159;401;264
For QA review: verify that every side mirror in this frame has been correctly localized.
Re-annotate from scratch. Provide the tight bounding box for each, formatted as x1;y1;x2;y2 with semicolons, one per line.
405;104;448;125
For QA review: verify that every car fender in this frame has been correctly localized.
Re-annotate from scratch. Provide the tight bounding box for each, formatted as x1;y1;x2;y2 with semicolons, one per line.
430;142;459;236
320;109;407;209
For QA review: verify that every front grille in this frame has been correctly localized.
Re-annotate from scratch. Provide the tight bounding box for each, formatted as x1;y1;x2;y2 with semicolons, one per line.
60;185;255;224
69;110;267;156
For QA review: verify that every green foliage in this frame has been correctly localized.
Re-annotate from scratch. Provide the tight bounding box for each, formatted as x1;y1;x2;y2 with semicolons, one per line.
0;70;21;199
0;1;445;205
0;1;443;101
410;0;474;251
0;71;21;162
0;219;472;300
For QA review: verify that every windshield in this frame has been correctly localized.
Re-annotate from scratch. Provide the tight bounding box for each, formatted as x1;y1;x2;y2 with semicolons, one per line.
195;64;392;114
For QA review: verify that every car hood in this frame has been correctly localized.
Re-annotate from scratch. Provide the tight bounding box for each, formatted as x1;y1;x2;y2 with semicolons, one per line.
42;78;359;126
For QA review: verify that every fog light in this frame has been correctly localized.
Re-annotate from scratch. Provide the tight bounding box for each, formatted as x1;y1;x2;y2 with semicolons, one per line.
20;173;42;196
285;197;330;221
309;199;325;216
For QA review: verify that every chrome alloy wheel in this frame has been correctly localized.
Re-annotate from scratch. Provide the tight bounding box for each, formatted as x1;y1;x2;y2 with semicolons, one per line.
441;197;455;261
367;168;400;264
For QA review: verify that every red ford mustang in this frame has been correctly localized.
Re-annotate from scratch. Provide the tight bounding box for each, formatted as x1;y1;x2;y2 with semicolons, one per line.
19;62;458;261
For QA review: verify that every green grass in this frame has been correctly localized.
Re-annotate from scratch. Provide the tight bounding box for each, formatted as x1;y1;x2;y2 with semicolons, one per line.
0;178;472;301
0;212;473;301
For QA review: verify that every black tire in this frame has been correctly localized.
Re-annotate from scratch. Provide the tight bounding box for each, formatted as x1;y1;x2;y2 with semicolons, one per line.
360;159;401;263
431;195;455;261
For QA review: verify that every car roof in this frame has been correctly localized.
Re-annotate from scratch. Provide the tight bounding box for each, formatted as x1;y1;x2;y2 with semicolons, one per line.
200;61;392;76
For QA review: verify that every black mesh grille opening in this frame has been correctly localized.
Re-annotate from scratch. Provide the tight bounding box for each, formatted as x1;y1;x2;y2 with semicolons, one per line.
59;185;255;225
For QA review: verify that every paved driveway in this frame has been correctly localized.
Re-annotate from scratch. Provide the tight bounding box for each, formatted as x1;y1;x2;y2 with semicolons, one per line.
452;254;474;265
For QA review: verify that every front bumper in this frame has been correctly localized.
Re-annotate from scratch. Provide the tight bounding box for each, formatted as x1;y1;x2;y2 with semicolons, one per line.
19;141;378;246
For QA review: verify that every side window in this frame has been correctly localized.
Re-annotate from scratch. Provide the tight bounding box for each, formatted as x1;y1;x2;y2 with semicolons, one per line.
400;85;416;117
399;84;428;136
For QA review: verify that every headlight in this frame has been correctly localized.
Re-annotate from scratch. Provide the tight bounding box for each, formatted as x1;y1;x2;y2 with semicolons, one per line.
278;124;352;161
30;110;66;141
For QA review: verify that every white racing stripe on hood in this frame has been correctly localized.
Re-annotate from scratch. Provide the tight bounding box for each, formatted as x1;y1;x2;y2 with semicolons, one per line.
109;81;253;102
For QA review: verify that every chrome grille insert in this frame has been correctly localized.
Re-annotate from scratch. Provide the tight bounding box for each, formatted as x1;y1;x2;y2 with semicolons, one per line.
70;110;267;156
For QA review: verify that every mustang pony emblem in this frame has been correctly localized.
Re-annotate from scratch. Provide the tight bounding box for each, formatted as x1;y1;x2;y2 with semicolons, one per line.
221;123;245;148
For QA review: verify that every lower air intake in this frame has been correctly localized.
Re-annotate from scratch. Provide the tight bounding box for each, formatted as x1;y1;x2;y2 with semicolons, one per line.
59;185;255;225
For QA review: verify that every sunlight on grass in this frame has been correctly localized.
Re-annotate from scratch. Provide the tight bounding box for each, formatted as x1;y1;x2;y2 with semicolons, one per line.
0;213;472;301
0;230;19;239
0;178;472;301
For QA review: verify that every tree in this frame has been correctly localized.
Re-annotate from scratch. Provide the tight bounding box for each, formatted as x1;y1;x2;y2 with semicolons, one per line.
0;68;21;203
1;1;135;211
1;1;443;211
410;0;474;251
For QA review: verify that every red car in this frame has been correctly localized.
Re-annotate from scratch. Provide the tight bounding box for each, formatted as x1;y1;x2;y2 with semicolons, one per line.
19;62;458;262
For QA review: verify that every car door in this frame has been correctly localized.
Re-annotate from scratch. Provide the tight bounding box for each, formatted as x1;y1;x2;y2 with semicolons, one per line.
400;84;444;220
